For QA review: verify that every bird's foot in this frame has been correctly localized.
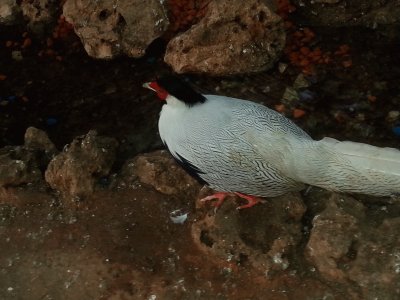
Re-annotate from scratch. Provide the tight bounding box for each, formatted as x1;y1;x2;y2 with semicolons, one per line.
234;192;263;210
200;192;263;210
200;192;231;208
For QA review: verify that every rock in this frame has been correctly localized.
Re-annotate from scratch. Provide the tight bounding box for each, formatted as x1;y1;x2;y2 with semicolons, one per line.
305;193;362;282
292;0;400;27
0;146;42;187
119;150;201;195
20;0;58;34
24;127;58;157
63;0;169;59
386;110;400;122
191;192;306;273
24;127;58;170
305;192;400;299
282;86;300;106
11;50;23;61
314;0;340;3
0;0;21;25
45;131;118;200
164;0;285;76
347;217;400;298
0;127;59;187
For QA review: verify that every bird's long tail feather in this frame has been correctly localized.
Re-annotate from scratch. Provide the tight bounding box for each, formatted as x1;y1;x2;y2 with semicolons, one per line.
293;137;400;196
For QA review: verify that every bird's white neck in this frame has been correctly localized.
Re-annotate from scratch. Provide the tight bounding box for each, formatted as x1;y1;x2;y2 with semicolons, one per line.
165;94;190;109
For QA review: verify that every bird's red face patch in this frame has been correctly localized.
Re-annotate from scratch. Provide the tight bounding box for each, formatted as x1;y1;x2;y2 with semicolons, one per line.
148;81;169;100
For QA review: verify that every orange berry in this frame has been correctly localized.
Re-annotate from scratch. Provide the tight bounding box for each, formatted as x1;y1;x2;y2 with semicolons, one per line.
342;60;352;68
293;109;306;118
299;58;310;67
339;44;350;53
299;46;310;55
22;38;32;48
310;55;320;62
46;49;56;56
288;4;296;12
302;65;315;75
275;104;286;113
46;37;53;47
303;27;314;36
293;31;303;38
284;21;293;29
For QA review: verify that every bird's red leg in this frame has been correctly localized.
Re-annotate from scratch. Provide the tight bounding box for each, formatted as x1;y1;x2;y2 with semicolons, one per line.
234;192;262;210
200;192;263;210
200;192;231;208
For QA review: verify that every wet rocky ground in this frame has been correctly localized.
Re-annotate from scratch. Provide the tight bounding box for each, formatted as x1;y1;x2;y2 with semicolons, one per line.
1;14;400;300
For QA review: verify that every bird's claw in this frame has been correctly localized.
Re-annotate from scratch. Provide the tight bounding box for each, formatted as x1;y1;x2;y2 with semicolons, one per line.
200;192;230;209
200;192;263;210
234;192;262;209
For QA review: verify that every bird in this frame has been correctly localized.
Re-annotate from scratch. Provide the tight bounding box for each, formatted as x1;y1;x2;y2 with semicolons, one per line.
143;75;400;209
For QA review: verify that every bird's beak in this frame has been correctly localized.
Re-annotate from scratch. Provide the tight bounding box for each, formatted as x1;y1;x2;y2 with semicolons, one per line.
142;82;156;92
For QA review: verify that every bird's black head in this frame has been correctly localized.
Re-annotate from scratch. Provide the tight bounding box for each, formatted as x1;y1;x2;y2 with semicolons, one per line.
144;75;206;106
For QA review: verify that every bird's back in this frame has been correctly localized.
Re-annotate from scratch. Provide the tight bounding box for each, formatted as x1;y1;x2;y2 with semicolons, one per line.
159;95;309;196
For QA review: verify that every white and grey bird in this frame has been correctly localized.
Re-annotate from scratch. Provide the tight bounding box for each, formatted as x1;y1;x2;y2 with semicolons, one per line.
143;76;400;209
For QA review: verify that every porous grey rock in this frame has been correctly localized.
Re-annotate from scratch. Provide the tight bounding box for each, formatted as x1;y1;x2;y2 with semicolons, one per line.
0;146;42;187
120;150;201;195
305;194;362;282
63;0;169;59
192;192;306;273
347;217;400;298
0;0;21;25
0;127;57;187
24;127;58;158
45;131;118;200
314;0;340;3
292;0;400;27
20;0;58;34
23;127;58;172
305;192;400;299
164;0;286;76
